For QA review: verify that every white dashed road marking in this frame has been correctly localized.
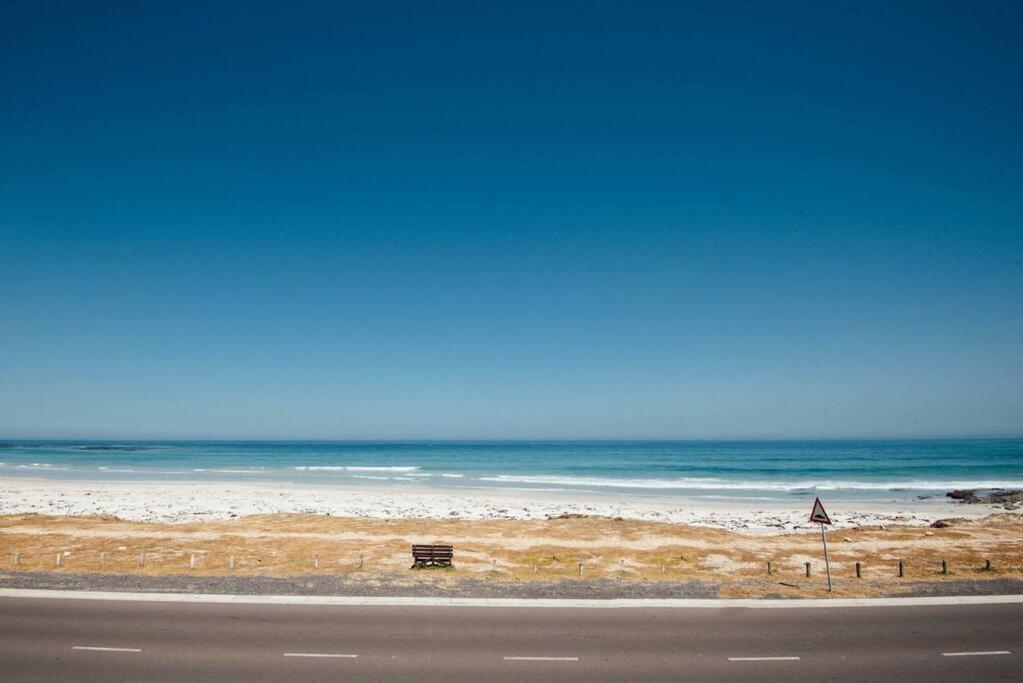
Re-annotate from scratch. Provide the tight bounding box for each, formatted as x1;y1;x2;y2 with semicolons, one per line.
941;651;1010;657
504;656;579;661
283;653;358;658
72;646;142;653
729;656;800;661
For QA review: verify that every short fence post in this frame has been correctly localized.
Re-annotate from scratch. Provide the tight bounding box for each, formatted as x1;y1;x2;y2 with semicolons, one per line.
359;554;364;569
492;559;497;572
941;560;948;575
13;552;20;565
661;563;666;574
805;562;811;577
189;554;196;569
578;562;583;576
533;563;538;574
898;560;904;577
985;559;992;572
100;551;106;567
855;562;862;578
229;555;235;570
620;559;625;573
766;561;772;575
56;553;62;567
314;555;320;569
139;553;145;567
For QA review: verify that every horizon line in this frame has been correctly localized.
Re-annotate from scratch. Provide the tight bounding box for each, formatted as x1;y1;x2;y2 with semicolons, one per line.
3;435;1022;443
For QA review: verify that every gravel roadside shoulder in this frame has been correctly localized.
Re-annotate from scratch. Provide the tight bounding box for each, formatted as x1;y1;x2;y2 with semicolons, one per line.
4;570;1023;599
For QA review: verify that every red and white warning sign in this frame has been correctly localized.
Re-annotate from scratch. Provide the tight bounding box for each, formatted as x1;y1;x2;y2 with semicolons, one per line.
809;497;832;525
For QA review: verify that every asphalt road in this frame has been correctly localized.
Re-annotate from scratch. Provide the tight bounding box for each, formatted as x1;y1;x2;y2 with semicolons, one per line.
1;597;1020;681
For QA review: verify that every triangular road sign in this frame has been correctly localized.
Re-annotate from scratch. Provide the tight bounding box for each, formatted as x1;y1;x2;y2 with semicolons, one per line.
809;497;832;525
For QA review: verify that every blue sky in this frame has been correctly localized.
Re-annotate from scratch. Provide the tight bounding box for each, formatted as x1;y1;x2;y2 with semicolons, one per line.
1;1;1021;439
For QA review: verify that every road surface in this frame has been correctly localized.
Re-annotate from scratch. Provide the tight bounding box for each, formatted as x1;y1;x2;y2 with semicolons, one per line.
1;596;1020;681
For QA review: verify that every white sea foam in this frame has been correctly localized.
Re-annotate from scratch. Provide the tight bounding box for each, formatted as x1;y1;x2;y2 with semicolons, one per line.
352;475;390;480
441;473;464;478
694;495;785;501
474;485;572;493
476;474;1023;492
345;466;421;472
192;468;264;474
293;466;421;472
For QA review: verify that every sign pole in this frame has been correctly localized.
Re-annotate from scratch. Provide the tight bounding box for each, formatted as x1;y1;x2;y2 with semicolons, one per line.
809;497;834;593
820;522;832;592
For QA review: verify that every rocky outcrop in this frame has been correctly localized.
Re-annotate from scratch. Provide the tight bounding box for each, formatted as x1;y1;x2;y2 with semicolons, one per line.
946;489;1023;510
929;518;965;528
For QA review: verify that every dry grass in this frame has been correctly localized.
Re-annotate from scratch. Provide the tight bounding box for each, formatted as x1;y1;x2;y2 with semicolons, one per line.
1;513;1021;597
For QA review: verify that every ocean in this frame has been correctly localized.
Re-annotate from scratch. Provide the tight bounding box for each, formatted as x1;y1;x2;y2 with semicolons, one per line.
1;439;1021;504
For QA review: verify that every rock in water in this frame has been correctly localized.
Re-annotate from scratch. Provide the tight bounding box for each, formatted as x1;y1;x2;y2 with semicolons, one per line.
946;489;1023;505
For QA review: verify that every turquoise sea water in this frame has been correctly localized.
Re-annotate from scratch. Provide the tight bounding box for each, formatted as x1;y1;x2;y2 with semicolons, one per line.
1;440;1021;503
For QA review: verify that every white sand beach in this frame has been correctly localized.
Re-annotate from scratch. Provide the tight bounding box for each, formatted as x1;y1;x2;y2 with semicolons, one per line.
0;477;999;532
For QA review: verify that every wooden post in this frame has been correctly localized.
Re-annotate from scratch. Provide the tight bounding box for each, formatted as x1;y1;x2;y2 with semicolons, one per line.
139;552;145;567
898;560;904;577
661;563;666;574
189;554;196;569
229;555;235;570
578;562;583;576
620;559;625;573
985;559;992;572
56;553;62;567
13;552;20;565
767;561;772;575
855;562;862;578
314;555;320;569
805;562;811;577
492;559;496;572
100;551;106;566
359;554;364;569
941;559;948;575
533;563;538;574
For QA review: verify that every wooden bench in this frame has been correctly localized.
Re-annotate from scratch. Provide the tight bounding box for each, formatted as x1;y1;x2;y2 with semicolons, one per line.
411;544;453;568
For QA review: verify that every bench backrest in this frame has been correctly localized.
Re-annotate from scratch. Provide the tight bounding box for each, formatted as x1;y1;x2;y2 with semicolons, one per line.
412;544;453;560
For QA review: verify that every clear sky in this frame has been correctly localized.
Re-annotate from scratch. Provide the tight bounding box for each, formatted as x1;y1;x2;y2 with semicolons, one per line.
1;1;1021;440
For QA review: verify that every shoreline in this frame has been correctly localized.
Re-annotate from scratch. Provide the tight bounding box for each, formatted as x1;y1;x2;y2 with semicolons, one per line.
0;476;1002;532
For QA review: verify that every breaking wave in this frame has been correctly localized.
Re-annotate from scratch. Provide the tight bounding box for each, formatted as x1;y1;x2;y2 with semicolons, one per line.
476;474;1023;492
293;466;421;472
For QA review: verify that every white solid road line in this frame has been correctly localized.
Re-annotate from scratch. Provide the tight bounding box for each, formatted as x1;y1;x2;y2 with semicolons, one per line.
941;651;1011;657
3;588;1023;609
504;656;579;661
283;653;358;658
72;646;142;653
729;656;801;661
